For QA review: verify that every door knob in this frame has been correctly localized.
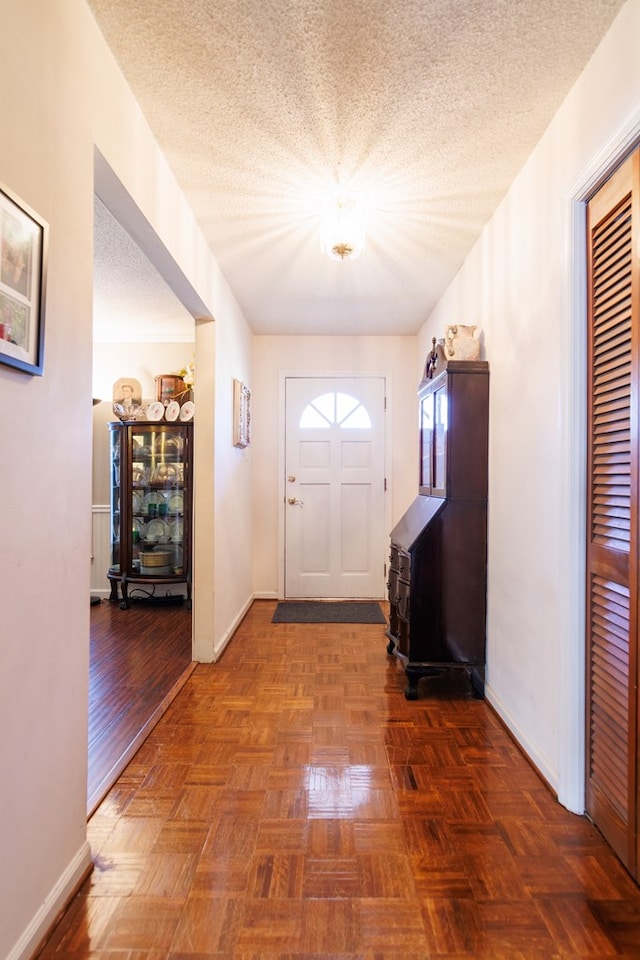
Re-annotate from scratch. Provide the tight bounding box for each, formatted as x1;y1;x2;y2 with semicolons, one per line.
288;475;296;482
287;497;304;505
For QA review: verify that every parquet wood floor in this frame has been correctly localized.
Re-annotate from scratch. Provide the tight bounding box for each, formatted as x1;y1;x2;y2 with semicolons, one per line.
41;599;640;958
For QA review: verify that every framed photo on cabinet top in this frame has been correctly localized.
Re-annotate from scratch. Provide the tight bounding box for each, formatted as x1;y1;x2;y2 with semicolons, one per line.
0;182;48;375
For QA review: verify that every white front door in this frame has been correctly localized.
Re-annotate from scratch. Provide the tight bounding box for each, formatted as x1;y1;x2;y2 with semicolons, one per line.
284;376;386;598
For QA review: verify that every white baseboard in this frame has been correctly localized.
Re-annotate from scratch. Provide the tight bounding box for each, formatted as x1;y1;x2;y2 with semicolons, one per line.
484;682;559;796
211;594;254;662
8;841;92;960
252;590;279;599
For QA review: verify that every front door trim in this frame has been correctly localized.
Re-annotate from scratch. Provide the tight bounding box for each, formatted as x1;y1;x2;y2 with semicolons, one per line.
276;369;392;601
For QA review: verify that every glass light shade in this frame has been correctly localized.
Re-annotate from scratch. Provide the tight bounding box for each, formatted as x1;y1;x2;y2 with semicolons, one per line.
322;195;365;261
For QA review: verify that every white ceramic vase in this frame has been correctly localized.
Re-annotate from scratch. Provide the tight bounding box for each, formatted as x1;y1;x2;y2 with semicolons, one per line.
444;324;481;361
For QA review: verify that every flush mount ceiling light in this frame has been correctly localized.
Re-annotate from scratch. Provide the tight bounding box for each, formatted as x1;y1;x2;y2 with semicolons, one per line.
322;193;365;261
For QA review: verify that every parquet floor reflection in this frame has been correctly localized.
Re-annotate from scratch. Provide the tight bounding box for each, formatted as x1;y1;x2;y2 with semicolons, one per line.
39;600;640;958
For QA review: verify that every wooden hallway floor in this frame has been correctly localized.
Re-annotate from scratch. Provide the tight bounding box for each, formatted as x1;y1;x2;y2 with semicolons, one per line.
88;598;194;816
40;600;640;959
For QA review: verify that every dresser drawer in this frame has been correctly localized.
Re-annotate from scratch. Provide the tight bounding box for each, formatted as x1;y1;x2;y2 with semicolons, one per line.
397;578;410;621
397;552;410;580
387;568;399;602
389;544;410;579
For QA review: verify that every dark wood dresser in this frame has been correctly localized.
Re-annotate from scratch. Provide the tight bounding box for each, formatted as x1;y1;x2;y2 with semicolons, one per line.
386;360;489;698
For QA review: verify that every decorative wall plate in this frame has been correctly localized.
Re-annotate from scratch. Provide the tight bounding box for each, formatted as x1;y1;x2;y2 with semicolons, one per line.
165;400;180;421
147;401;164;421
180;401;195;421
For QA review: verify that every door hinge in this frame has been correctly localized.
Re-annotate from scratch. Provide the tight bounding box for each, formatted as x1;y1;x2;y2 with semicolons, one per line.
384;395;387;411
384;477;387;492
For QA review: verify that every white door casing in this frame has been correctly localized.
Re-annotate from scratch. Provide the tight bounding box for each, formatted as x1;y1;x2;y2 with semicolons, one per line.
284;376;386;598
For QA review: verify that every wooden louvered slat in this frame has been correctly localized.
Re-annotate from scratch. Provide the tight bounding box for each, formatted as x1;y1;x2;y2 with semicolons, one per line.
592;227;631;273
591;612;631;648
593;450;630;462
588;574;630;822
591;708;628;755
590;579;631;618
593;499;630;516
593;324;632;353
590;727;627;782
591;701;627;749
593;261;631;289
593;349;631;375
592;303;632;340
593;484;631;499
592;466;629;483
594;409;631;429
593;270;632;306
593;457;630;471
592;363;631;387
591;649;629;682
594;362;630;384
593;226;631;262
592;432;630;449
591;704;627;753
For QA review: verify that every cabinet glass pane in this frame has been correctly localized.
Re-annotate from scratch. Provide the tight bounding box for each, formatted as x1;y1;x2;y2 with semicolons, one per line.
130;426;187;576
110;428;120;572
434;385;447;492
419;392;434;491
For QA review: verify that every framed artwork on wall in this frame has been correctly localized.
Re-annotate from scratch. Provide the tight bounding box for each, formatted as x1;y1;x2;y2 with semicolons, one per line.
233;378;251;447
0;182;48;375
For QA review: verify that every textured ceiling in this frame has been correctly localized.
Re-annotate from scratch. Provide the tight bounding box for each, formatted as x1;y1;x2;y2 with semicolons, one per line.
93;197;195;342
88;0;625;339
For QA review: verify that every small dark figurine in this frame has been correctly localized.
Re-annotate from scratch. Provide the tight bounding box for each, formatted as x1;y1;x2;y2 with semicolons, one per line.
424;336;438;379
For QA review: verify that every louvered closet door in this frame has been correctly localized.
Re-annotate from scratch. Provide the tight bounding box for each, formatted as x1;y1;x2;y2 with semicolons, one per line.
586;150;639;876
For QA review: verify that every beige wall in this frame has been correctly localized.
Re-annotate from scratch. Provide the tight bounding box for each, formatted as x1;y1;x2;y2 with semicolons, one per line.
417;0;640;811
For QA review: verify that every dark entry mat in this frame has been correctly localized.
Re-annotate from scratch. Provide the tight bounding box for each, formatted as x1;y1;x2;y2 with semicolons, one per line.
272;601;385;624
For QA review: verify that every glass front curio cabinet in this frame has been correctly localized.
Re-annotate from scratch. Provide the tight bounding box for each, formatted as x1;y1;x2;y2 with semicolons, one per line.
108;421;193;609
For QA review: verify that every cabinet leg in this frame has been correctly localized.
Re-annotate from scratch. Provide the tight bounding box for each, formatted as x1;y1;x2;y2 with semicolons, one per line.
108;577;119;603
470;667;485;699
386;638;395;655
404;668;421;700
119;578;130;610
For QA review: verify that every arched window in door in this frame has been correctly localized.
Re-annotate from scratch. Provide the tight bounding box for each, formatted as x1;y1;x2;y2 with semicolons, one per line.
299;391;372;429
